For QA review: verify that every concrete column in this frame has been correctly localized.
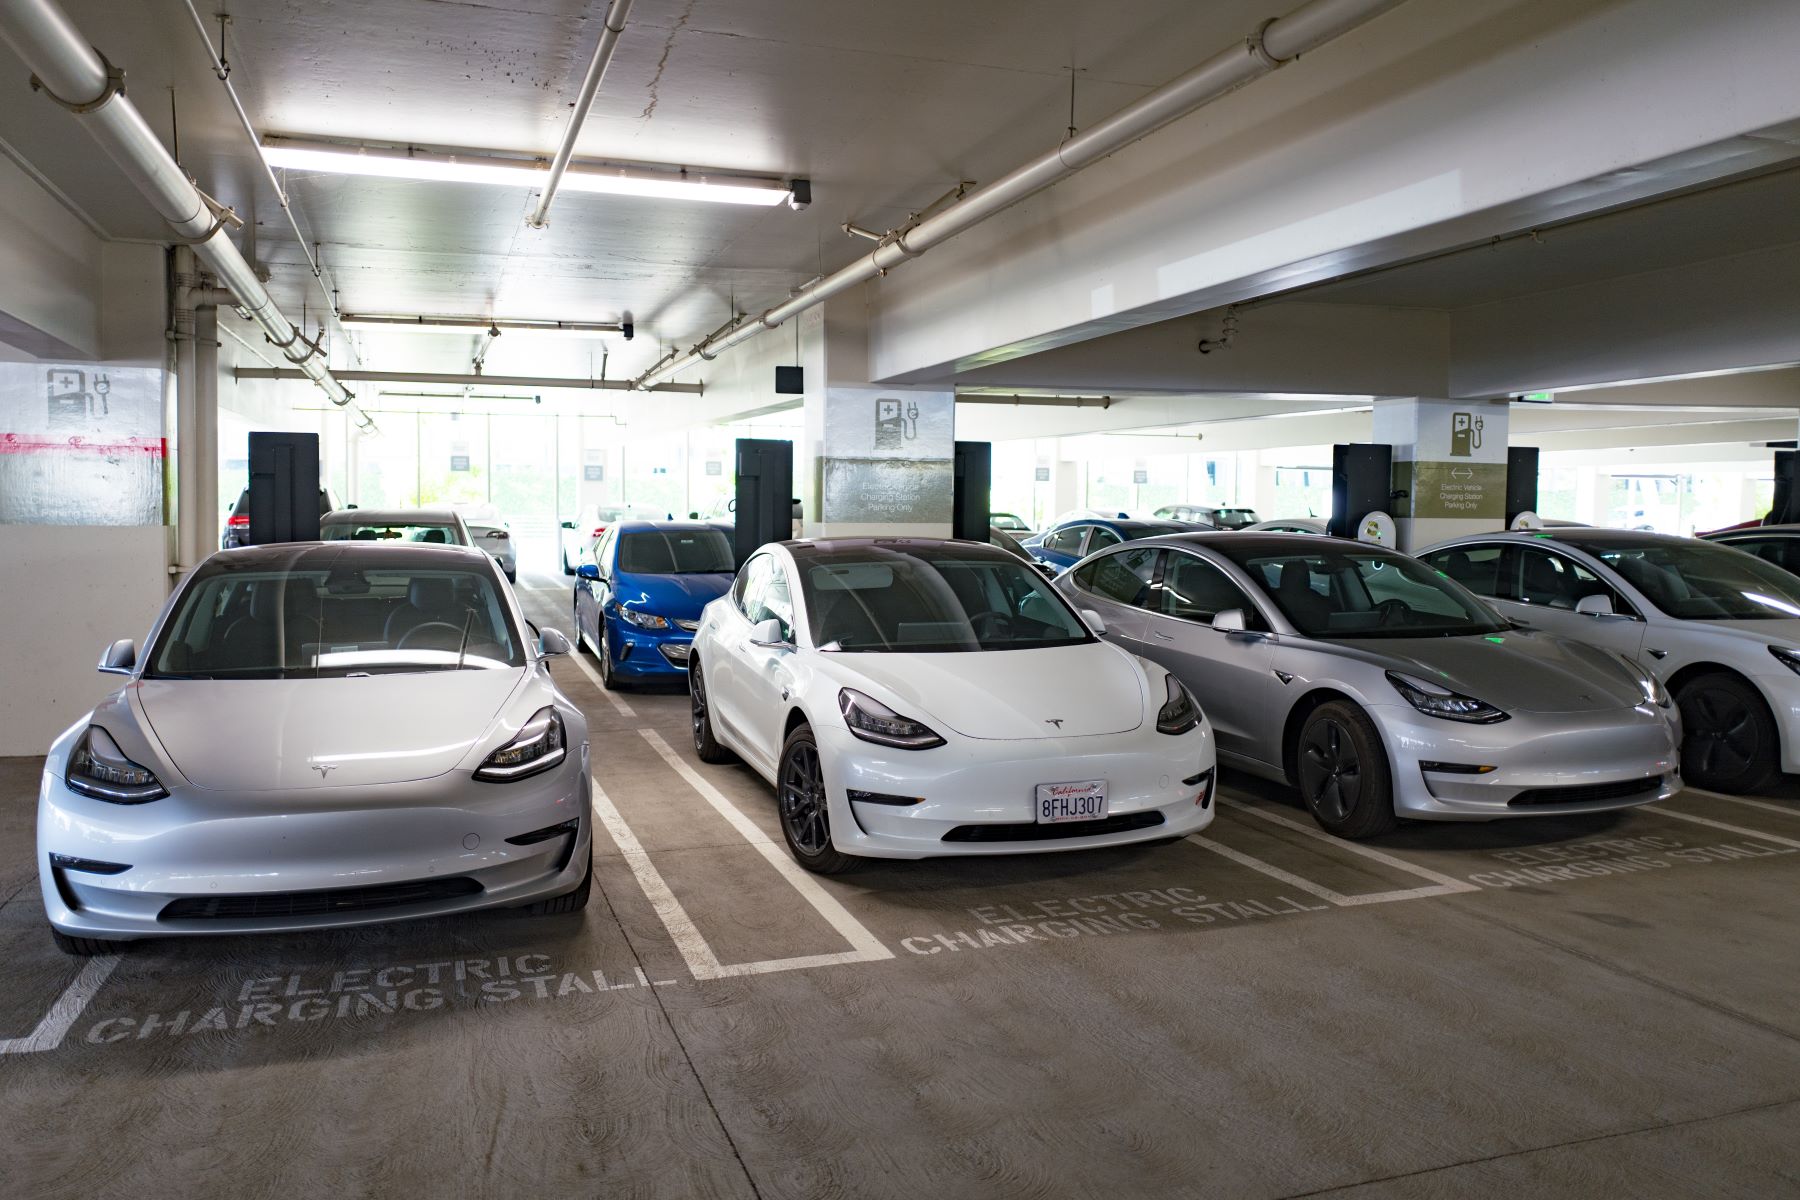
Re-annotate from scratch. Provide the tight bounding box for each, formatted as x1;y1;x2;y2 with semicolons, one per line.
801;292;954;538
1372;397;1511;552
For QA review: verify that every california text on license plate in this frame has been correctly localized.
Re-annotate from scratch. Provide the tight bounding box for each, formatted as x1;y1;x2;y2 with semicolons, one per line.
1035;780;1108;824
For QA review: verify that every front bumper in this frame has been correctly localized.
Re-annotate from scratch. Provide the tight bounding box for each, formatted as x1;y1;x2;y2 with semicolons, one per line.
37;747;592;941
1371;700;1681;820
608;615;695;678
818;720;1216;858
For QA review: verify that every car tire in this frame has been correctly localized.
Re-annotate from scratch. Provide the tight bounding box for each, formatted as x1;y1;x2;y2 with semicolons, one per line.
776;724;855;874
505;567;517;583
561;550;574;576
598;620;630;692
1295;700;1397;839
52;929;119;956
526;841;592;916
690;659;734;764
1675;672;1781;794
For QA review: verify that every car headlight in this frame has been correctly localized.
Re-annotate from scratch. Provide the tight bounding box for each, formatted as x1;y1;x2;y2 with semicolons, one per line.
65;726;167;803
617;606;669;630
1628;655;1672;707
475;707;567;781
1769;645;1800;678
1386;671;1508;724
838;688;945;750
1156;674;1201;735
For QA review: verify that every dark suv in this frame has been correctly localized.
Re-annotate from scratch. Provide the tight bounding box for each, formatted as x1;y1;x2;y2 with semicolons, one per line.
221;488;340;549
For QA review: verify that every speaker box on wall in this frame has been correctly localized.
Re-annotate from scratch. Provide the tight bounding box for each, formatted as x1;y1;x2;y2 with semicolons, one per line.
247;431;321;545
774;365;804;395
1505;445;1540;525
1328;443;1392;539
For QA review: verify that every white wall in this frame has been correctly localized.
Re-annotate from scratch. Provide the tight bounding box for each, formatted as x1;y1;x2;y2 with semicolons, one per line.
0;146;100;359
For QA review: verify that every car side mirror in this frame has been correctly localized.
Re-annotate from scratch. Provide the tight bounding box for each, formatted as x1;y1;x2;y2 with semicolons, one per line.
1212;608;1247;633
98;638;136;675
749;617;790;648
1575;594;1615;618
688;511;700;519
577;564;601;581
560;521;576;530
538;628;573;657
1080;609;1107;636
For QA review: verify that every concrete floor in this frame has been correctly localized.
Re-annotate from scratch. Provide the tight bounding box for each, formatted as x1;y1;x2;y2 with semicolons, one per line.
3;572;1799;1198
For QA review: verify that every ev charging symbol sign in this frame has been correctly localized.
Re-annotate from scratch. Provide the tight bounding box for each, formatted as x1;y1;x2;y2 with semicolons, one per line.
1450;411;1483;457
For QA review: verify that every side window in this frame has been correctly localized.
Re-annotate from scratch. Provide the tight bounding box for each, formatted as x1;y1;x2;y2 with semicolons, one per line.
741;556;793;640
1087;526;1122;552
1044;525;1088;554
1073;547;1159;607
1421;544;1511;600
1726;538;1800;577
734;555;769;617
1158;553;1263;628
595;527;619;575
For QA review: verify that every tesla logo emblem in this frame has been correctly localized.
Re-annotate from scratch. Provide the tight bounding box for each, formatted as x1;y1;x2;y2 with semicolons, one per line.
312;763;337;779
1045;718;1064;729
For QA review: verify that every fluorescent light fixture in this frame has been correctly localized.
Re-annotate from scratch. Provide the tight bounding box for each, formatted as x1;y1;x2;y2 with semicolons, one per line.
262;136;794;206
340;314;632;339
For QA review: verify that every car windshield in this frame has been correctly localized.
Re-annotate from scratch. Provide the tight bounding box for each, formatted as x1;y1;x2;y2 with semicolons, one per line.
618;528;734;574
322;521;461;545
1212;509;1258;530
1582;539;1800;620
146;552;525;678
1217;544;1507;639
803;545;1092;652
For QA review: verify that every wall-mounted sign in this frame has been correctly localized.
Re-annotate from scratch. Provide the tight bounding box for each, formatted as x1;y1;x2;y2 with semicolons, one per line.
705;460;722;476
583;464;604;481
449;455;470;472
1034;467;1050;482
1132;469;1149;485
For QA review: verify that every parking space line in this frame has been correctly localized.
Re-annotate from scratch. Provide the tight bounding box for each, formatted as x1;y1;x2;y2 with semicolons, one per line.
590;777;728;980
1644;804;1800;850
1188;836;1354;905
1218;798;1482;894
1680;788;1800;820
638;729;894;974
0;956;118;1055
569;647;636;718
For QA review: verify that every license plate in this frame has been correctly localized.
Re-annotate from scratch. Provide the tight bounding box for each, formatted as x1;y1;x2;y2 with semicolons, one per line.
1034;780;1108;824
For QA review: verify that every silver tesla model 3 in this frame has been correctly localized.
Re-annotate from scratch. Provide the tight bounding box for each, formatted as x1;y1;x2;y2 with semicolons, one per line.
1055;532;1681;838
38;542;592;955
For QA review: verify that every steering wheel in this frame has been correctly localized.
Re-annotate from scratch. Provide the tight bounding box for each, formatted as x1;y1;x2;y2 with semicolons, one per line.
1374;598;1412;627
396;621;466;650
968;610;1013;640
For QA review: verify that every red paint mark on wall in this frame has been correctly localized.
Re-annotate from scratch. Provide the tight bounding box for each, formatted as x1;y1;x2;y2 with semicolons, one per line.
0;434;165;456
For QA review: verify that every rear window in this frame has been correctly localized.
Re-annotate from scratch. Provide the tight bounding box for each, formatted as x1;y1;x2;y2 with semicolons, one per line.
323;522;461;545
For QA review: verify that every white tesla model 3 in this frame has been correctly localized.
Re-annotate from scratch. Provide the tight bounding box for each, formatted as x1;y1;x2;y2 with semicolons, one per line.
687;538;1216;872
38;542;592;955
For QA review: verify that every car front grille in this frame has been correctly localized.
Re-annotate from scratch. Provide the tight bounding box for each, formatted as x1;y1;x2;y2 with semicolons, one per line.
159;876;482;921
942;811;1164;843
1508;776;1667;807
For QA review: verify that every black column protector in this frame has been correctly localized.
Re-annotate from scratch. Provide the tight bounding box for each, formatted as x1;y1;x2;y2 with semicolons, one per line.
247;431;321;545
1505;445;1540;525
1773;449;1800;524
1328;443;1392;539
952;441;993;541
733;437;794;567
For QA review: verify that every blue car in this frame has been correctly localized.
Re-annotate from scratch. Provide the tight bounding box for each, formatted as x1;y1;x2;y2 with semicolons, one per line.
1021;516;1205;572
574;521;737;688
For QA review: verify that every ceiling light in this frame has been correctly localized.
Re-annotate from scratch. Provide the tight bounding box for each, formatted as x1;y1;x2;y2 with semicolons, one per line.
340;314;633;340
262;136;797;207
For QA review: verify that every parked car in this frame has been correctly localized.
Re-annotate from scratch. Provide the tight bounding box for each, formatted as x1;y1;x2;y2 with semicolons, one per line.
987;526;1056;577
320;507;473;546
220;487;338;548
1699;523;1800;577
467;520;517;582
687;538;1216;872
1022;516;1204;572
561;504;674;574
575;521;736;688
1242;518;1327;535
991;512;1033;535
1419;528;1800;793
38;542;590;955
1155;505;1257;529
1057;532;1680;837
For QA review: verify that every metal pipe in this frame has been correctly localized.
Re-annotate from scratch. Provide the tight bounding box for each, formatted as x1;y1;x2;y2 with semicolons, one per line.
341;313;631;337
172;246;201;572
0;0;370;426
633;0;1404;389
234;367;702;393
528;0;633;229
954;393;1114;409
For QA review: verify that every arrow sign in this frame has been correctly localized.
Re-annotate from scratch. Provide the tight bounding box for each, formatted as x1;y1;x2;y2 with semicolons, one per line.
1450;467;1473;479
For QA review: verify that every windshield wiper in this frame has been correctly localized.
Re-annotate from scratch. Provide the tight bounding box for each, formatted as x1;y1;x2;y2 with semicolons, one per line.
455;610;475;669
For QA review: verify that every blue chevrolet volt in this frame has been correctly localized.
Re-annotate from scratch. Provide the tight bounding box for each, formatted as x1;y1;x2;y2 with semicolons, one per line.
574;521;737;688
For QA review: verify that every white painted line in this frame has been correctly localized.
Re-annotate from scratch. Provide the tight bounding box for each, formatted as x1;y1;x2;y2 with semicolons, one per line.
1679;787;1800;820
639;728;894;975
0;955;119;1055
1189;836;1464;907
568;644;636;718
1644;804;1800;850
590;777;725;980
1218;798;1482;894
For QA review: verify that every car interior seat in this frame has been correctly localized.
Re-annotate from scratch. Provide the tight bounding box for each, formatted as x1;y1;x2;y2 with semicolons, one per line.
1275;560;1332;630
384;576;468;645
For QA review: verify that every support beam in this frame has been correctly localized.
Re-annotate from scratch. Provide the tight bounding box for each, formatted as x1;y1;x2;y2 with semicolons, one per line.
234;368;702;393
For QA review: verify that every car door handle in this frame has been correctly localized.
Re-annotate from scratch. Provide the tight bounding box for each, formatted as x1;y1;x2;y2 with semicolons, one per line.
1151;630;1175;641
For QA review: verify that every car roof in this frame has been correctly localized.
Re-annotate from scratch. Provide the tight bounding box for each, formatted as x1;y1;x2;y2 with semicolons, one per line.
212;540;488;567
786;536;1016;562
1141;531;1405;555
611;519;730;534
322;507;461;523
1443;528;1685;549
1061;517;1196;533
1708;524;1800;536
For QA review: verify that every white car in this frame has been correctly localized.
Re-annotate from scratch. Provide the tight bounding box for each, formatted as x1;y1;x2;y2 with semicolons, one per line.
686;538;1216;872
467;520;518;582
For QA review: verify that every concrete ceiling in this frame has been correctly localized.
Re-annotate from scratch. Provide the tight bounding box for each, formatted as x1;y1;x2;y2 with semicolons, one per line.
0;0;1288;377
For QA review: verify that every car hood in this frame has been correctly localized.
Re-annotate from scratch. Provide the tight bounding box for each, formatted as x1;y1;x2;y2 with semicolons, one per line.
1323;629;1643;713
617;572;736;621
137;670;524;790
825;640;1145;739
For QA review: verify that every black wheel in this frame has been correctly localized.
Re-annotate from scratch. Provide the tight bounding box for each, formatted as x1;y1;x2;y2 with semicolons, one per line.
561;549;574;576
1295;700;1396;838
690;659;734;763
1676;672;1781;794
52;929;119;956
597;619;630;692
526;840;592;915
505;567;516;583
776;724;855;874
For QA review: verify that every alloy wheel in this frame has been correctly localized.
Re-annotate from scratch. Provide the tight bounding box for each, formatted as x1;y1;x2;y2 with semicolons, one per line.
1686;686;1757;777
1299;718;1361;823
779;742;830;855
691;666;708;748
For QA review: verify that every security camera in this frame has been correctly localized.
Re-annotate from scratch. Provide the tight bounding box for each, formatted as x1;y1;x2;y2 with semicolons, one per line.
622;321;634;341
787;178;812;212
534;394;542;405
